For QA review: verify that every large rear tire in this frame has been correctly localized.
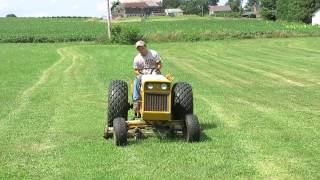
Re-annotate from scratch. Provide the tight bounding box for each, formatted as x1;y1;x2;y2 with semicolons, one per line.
113;117;127;146
172;82;193;120
107;80;128;127
184;114;200;142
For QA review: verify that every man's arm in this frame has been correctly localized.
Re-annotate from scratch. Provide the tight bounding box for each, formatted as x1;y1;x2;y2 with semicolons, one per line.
155;50;162;70
133;56;143;76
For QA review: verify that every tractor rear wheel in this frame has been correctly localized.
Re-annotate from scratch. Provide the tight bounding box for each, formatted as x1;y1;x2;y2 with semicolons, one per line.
172;82;193;120
184;114;200;142
113;117;127;146
107;80;128;127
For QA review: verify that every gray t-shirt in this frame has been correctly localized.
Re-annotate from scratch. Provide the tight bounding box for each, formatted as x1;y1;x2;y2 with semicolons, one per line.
133;49;161;75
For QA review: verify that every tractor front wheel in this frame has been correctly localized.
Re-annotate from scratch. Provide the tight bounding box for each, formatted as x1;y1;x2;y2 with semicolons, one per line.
184;114;200;142
113;117;127;146
172;82;193;120
107;80;128;127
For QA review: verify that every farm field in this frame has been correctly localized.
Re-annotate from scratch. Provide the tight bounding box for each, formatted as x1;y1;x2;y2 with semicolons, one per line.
0;18;106;42
1;37;320;179
0;16;320;43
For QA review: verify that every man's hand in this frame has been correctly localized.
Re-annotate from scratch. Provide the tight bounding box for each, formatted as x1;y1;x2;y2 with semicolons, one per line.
134;69;142;76
156;62;162;70
155;62;162;74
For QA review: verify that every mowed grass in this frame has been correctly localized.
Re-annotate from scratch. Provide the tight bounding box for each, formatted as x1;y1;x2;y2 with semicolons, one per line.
0;37;320;179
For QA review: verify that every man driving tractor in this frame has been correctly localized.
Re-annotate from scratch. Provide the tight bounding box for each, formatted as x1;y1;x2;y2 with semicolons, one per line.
105;40;200;145
133;40;162;118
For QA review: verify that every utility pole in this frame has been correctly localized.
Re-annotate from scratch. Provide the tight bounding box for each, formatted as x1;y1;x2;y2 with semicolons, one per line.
106;0;111;39
202;5;204;17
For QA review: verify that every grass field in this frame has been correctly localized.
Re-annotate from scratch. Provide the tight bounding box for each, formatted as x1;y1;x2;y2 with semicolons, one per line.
0;18;106;42
0;37;320;179
1;16;319;43
119;16;320;42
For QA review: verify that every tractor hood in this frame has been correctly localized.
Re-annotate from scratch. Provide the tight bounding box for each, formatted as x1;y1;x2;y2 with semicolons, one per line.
141;74;170;83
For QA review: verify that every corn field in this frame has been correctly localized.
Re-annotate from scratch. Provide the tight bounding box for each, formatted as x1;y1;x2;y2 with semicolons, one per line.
0;17;319;43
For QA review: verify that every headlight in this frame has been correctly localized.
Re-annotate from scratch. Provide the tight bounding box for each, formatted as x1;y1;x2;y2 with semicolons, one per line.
161;83;168;90
147;83;154;90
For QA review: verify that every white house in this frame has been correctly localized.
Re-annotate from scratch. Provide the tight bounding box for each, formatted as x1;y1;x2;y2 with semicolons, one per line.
165;8;183;16
312;9;320;25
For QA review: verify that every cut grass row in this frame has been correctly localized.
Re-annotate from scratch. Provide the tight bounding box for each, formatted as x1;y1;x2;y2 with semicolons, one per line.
0;16;319;43
0;37;319;178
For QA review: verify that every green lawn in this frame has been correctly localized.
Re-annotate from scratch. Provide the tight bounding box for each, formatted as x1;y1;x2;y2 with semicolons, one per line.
0;37;319;179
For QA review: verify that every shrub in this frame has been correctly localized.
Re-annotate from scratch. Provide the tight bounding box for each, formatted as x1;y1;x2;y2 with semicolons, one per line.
6;14;17;18
111;25;143;44
95;34;111;44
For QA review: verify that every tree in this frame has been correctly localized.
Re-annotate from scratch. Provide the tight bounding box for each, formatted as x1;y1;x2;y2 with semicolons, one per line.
162;0;181;8
227;0;242;12
180;0;211;16
260;0;276;20
6;14;17;18
208;0;219;6
276;0;320;24
245;0;260;11
276;0;291;21
111;1;120;11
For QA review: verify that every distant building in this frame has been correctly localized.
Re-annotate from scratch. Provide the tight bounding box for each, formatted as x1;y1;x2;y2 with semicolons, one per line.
112;1;163;17
242;1;260;18
252;1;260;18
312;9;320;25
209;5;232;15
165;8;183;16
242;12;256;18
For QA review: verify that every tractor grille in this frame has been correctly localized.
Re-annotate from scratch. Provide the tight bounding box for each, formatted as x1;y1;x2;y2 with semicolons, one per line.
144;93;169;111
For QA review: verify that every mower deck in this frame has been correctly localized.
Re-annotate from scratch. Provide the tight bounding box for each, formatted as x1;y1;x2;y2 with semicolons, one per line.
104;119;184;139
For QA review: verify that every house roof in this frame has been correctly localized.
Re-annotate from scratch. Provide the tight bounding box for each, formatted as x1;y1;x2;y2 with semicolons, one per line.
121;2;160;8
122;2;148;8
209;5;232;12
145;1;159;6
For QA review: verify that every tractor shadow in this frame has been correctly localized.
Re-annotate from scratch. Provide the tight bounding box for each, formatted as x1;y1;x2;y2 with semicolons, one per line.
199;122;217;142
201;121;217;130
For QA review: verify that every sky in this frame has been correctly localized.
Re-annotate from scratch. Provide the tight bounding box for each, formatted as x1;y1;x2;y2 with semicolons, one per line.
0;0;248;17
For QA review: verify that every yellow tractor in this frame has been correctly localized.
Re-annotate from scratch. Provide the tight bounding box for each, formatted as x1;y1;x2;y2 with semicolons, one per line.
104;74;201;146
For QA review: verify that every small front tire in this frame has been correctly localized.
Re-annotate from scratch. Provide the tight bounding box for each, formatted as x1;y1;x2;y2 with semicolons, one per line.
185;114;200;142
113;117;127;146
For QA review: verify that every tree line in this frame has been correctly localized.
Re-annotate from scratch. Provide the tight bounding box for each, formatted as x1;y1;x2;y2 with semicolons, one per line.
163;0;320;23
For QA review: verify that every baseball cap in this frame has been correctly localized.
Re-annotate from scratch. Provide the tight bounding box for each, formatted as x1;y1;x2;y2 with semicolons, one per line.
135;40;145;48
